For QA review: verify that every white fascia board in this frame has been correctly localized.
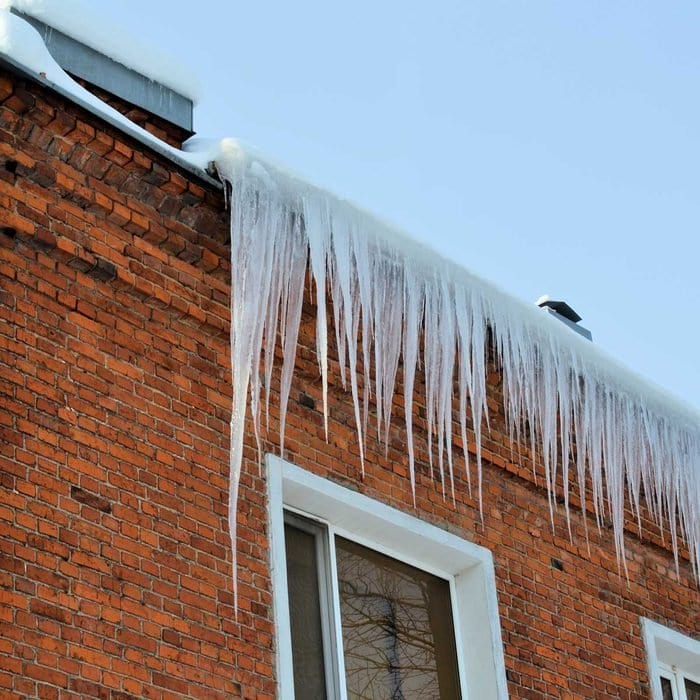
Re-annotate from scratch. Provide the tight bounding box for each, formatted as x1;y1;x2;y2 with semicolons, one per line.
642;617;700;700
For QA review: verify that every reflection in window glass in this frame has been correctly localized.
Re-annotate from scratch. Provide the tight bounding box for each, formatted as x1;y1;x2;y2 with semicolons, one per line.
659;674;700;700
686;678;700;700
335;536;461;700
284;523;327;700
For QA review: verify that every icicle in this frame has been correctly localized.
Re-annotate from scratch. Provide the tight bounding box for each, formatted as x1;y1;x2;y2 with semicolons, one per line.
304;198;331;439
402;269;421;502
226;171;278;612
330;211;366;470
277;212;308;455
216;141;700;610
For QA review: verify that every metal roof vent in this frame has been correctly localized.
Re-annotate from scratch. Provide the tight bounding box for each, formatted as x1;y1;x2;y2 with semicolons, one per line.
536;295;592;341
12;9;193;135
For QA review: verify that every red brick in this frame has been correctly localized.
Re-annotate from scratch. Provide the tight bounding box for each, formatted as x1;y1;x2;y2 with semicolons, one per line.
1;67;696;700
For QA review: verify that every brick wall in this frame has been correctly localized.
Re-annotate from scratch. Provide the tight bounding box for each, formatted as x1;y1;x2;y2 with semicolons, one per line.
71;78;193;150
1;68;697;699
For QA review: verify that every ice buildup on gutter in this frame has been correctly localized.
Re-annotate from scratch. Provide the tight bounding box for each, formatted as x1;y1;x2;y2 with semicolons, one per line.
214;145;700;607
2;6;698;611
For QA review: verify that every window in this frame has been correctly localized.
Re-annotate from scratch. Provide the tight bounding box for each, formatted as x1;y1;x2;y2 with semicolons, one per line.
267;455;509;699
642;618;700;700
284;513;461;699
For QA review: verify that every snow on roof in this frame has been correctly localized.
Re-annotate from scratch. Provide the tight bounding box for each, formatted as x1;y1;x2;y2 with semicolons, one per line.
2;7;698;605
0;10;213;178
5;0;199;101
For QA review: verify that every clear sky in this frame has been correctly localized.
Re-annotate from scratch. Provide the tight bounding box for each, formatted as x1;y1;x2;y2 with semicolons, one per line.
101;0;700;411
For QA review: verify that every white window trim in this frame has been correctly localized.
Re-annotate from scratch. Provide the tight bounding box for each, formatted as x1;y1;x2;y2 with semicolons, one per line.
267;454;509;699
642;617;700;700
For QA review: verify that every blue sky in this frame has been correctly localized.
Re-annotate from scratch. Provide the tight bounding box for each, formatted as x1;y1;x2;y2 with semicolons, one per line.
103;0;700;410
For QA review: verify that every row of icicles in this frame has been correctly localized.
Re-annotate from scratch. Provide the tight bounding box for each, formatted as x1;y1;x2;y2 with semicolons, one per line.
215;149;699;608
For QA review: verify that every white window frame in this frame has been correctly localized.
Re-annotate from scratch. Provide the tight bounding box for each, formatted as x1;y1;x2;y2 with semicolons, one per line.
642;618;700;700
267;454;509;699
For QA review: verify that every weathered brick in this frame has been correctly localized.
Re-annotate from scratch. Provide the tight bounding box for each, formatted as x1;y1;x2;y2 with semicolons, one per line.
0;65;696;700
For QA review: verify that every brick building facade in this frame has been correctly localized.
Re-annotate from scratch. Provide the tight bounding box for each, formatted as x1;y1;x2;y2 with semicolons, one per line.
1;9;698;700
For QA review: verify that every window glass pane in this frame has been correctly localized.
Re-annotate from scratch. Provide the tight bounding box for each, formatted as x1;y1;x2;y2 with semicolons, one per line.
335;536;461;700
685;678;700;700
660;677;674;700
284;523;327;700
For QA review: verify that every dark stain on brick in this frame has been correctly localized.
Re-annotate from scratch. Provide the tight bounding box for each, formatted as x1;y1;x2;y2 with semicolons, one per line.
178;244;203;266
89;258;117;282
33;227;57;250
70;486;112;513
31;161;56;187
68;256;95;273
299;393;315;410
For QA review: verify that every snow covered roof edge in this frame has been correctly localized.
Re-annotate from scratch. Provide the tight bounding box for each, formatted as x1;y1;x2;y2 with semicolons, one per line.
0;10;214;181
216;138;700;607
214;141;700;428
